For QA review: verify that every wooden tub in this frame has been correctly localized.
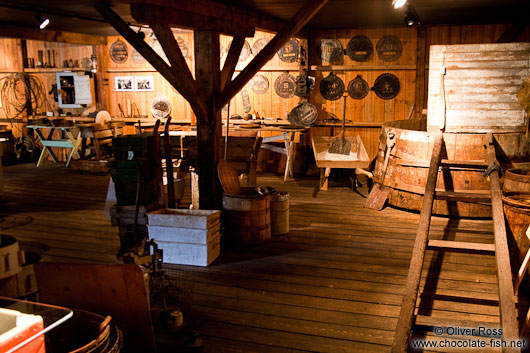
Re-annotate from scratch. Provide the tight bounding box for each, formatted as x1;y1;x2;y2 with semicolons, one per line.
374;119;530;217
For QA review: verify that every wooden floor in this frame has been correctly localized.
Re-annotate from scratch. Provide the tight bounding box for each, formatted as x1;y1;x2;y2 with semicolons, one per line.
1;163;508;352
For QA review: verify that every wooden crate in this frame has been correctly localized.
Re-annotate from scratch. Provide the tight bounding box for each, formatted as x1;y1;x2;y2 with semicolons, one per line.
147;209;220;229
155;235;221;267
427;42;530;133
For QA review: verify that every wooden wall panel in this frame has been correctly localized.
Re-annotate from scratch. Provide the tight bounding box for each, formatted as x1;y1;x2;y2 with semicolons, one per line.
309;27;418;159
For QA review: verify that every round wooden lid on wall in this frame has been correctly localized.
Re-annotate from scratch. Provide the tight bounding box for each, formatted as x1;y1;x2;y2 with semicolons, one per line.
372;73;400;99
277;39;299;63
320;72;345;101
274;73;296;98
376;35;402;62
238;40;252;62
345;35;373;62
252;38;270;57
109;39;128;64
319;39;343;63
347;75;369;99
251;75;269;95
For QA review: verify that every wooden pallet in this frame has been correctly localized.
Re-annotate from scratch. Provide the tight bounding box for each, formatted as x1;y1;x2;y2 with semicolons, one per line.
391;132;520;353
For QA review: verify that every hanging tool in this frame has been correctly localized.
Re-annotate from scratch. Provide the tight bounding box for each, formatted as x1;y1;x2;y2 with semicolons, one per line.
328;94;351;155
225;101;230;160
364;132;395;210
164;116;176;208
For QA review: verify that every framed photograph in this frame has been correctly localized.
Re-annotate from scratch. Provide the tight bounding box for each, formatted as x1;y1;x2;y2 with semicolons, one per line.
115;76;134;91
135;76;155;91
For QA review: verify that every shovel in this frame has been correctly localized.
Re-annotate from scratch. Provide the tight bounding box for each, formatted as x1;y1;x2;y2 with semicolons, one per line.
328;95;350;155
364;132;395;210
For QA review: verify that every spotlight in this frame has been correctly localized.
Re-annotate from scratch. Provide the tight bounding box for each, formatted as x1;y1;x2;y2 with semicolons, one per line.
404;6;420;27
37;13;50;29
392;0;407;9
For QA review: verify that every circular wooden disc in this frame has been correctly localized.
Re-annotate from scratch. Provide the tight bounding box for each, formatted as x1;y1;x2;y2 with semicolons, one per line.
277;39;299;63
319;73;345;101
238;40;251;62
274;73;296;99
252;38;270;56
319;39;343;63
346;35;373;62
217;160;241;195
376;35;402;62
372;73;400;100
287;102;318;127
347;75;369;100
251;75;270;95
109;39;128;64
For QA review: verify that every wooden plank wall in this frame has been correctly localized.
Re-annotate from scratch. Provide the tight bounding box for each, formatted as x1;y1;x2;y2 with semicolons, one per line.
308;28;418;159
105;30;307;122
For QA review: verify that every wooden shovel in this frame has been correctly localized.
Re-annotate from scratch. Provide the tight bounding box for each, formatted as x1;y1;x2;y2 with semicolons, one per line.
328;95;350;155
364;132;395;210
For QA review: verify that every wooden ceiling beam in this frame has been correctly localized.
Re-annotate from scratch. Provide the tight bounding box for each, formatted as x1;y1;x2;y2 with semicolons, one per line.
115;0;307;37
215;0;328;110
220;37;245;90
131;4;255;37
0;23;107;45
95;4;208;119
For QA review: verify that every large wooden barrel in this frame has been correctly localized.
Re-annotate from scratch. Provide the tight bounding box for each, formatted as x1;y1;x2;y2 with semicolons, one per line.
503;168;530;193
374;119;530;217
502;192;530;274
222;189;271;245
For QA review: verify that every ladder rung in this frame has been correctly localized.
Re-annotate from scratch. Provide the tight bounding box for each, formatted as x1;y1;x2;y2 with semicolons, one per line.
427;240;496;254
440;159;488;169
435;191;491;202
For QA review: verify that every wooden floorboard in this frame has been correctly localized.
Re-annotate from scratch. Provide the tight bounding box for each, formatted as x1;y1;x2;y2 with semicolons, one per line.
1;163;509;352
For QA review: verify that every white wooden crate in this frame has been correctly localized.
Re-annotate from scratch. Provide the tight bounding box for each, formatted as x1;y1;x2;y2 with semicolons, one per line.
148;222;220;244
147;208;220;229
157;234;221;266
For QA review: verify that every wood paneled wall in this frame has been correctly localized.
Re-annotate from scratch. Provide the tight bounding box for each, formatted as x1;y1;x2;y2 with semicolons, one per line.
309;27;418;159
105;30;307;122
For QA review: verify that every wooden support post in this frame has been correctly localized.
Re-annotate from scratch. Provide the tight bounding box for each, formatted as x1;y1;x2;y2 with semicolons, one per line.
486;133;520;352
194;31;223;210
215;0;329;110
392;133;443;353
94;44;109;111
414;25;426;119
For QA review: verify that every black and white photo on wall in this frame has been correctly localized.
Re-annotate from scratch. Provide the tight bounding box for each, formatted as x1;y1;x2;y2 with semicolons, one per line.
135;76;155;91
115;76;134;91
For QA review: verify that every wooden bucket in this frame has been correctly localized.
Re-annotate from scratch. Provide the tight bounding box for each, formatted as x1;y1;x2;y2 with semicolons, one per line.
222;188;270;245
503;168;530;193
502;192;530;274
270;191;289;235
375;119;530;217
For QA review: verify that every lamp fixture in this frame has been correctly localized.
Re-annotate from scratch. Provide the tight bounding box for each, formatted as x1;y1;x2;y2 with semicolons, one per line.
37;13;50;29
392;0;407;9
404;5;420;27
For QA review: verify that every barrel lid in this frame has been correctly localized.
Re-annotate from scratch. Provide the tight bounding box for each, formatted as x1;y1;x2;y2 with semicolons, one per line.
502;192;530;209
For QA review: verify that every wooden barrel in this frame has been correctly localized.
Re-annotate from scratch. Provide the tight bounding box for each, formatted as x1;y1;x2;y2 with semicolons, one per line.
222;189;270;245
374;119;530;217
502;192;530;275
503;168;530;193
270;191;289;235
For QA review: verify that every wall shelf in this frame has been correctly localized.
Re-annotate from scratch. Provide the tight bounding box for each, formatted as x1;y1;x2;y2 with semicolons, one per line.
310;64;416;71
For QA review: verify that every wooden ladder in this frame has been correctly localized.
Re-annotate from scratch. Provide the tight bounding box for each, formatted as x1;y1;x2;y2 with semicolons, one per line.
391;132;521;353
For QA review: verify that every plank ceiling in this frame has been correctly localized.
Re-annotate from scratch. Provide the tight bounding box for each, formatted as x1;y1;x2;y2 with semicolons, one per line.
0;0;528;37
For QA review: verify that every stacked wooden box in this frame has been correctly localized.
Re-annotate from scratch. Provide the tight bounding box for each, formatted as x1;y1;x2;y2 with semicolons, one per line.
147;209;221;266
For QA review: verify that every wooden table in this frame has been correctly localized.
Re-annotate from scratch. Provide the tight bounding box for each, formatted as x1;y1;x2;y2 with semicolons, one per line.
27;125;82;168
311;135;371;190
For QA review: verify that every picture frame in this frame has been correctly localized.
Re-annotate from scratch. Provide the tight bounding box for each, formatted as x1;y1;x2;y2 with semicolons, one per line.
115;76;134;91
134;76;155;91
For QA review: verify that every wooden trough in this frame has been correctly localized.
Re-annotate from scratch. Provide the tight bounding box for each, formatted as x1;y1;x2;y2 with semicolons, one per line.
373;119;530;217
